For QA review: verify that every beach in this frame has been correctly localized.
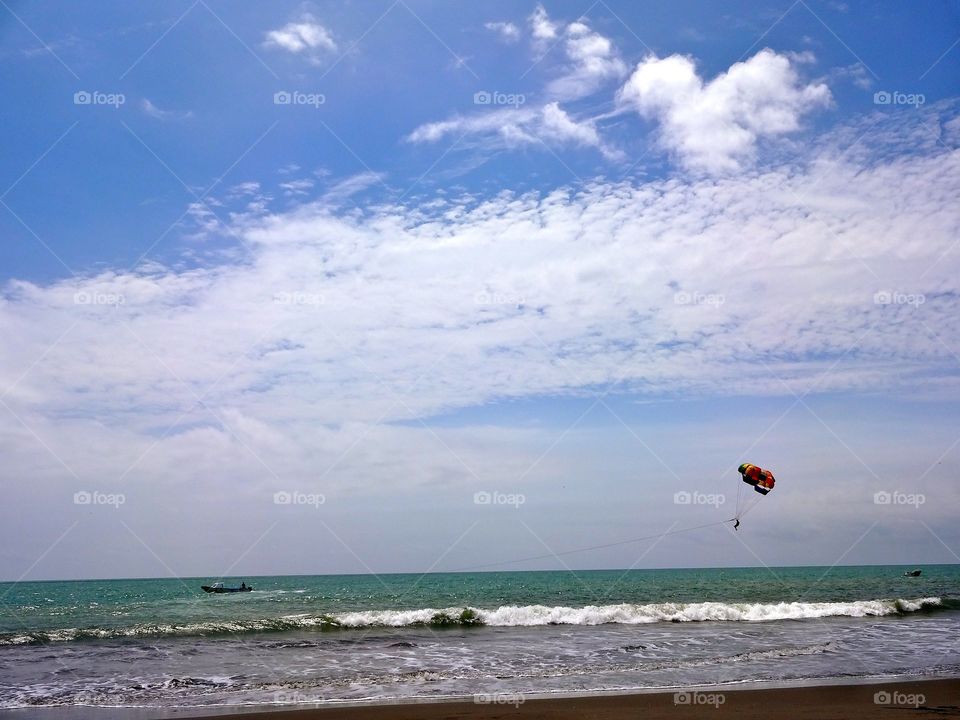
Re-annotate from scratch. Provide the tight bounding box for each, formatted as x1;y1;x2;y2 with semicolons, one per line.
178;680;960;720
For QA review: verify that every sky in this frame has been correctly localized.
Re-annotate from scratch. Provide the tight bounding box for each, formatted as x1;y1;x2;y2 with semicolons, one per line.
1;0;959;581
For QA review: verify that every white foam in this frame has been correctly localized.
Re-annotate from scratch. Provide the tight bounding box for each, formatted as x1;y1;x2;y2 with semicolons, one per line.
327;596;943;627
1;597;943;645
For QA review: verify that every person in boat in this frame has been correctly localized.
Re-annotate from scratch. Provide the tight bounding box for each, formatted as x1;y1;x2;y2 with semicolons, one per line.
240;582;246;590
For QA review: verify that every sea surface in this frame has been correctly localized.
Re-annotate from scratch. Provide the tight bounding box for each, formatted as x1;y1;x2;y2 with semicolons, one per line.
1;565;958;715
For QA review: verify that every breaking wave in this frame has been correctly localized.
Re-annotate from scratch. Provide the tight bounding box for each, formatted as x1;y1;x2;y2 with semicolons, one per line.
1;597;946;645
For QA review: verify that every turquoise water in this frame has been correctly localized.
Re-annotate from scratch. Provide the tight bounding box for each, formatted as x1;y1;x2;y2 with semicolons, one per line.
1;565;958;710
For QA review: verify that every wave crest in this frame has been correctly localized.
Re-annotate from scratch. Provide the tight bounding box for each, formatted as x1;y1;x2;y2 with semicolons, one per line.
1;597;944;645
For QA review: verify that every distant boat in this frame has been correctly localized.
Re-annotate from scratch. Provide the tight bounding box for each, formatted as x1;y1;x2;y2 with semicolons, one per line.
201;582;253;593
904;569;922;577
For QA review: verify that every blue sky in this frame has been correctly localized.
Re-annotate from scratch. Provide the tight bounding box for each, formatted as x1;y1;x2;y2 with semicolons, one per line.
1;1;959;579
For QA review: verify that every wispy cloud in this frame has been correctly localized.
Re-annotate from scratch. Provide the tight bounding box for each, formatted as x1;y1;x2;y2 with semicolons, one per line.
279;178;315;197
140;98;193;121
406;103;619;160
484;21;520;44
408;9;626;161
546;18;628;101
529;4;560;52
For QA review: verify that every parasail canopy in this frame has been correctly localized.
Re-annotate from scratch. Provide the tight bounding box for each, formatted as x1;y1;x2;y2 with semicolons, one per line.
738;463;776;495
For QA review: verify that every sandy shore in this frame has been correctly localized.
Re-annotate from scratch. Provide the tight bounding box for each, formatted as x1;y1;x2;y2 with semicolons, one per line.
176;679;960;720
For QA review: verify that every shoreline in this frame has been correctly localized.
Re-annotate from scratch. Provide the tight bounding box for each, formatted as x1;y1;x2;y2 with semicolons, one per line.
166;678;960;720
4;677;957;720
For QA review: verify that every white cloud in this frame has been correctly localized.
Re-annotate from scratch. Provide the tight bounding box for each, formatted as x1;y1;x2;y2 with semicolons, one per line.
279;179;315;197
322;171;385;203
529;4;559;45
409;10;626;163
140;98;192;121
406;103;618;159
227;181;261;198
484;21;520;43
5;108;957;429
540;102;622;159
547;20;628;100
618;48;832;173
264;14;336;62
830;62;873;90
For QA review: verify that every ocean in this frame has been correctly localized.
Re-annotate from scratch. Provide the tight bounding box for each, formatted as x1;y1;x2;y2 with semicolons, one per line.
1;565;958;714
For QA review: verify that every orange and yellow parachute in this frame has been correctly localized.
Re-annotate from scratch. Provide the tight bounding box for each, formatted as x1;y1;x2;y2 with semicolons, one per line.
739;463;775;495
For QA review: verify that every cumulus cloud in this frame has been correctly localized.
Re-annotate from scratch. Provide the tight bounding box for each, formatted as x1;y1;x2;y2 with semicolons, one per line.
484;21;520;43
618;48;832;173
264;14;336;62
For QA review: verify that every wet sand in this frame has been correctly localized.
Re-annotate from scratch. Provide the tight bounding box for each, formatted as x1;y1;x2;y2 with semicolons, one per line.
179;678;960;720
